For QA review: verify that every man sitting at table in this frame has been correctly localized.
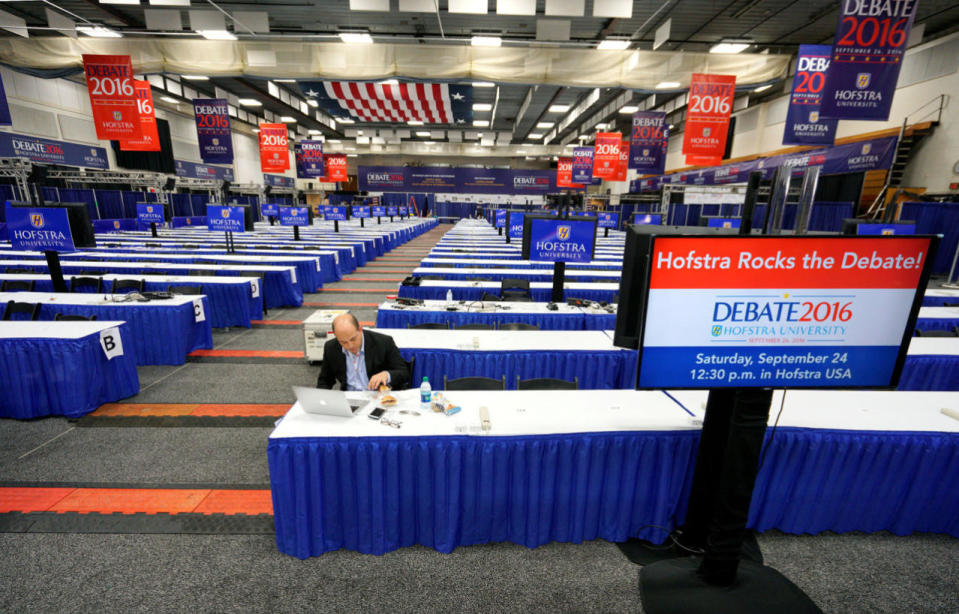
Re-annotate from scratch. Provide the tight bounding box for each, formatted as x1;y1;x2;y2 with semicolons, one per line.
316;313;410;391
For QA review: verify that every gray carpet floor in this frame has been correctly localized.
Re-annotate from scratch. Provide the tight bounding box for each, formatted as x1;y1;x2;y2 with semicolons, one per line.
2;223;957;613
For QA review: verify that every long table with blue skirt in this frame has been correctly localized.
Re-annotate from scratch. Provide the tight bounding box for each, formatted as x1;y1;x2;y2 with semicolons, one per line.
0;291;212;365
922;289;959;306
0;248;323;293
915;307;959;333
900;338;959;390
0;321;140;419
0;259;301;309
266;388;959;558
376;299;616;331
418;258;623;270
398;280;620;303
0;273;261;328
380;328;636;389
412;267;622;283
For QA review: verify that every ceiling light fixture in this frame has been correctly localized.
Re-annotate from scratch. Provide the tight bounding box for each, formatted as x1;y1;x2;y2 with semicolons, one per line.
274;79;297;83
656;81;681;89
237;98;262;106
753;84;772;93
536;122;554;128
548;104;570;113
197;30;237;40
77;26;123;38
527;133;543;139
307;99;318;107
619;105;639;113
160;96;179;103
308;129;322;134
380;79;398;86
472;81;495;87
280;116;296;123
408;120;424;126
416;131;430;137
338;118;356;124
597;39;630;50
181;75;209;81
473;120;490;127
473;103;492;111
339;32;373;44
710;40;751;54
471;36;502;47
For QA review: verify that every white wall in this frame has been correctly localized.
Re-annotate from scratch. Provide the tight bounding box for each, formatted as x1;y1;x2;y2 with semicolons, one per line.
659;32;959;193
0;67;273;187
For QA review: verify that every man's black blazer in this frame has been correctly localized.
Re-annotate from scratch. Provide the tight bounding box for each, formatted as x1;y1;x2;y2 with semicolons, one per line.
315;329;410;390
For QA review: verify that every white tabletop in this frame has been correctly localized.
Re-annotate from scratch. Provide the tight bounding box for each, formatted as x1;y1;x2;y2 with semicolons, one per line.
0;273;253;286
269;388;959;440
0;259;296;278
420;258;622;267
379;299;615;316
923;289;959;298
0;291;201;307
414;267;622;279
918;306;959;319
372;327;624;351
0;320;127;339
0;248;316;266
907;337;959;356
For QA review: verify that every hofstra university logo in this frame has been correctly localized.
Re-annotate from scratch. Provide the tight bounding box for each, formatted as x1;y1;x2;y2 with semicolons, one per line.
221;208;231;218
862;143;871;155
30;213;44;228
703;128;711;138
113;111;123;121
146;206;154;213
212;138;220;146
557;225;571;240
809;111;819;123
856;73;871;89
711;325;723;337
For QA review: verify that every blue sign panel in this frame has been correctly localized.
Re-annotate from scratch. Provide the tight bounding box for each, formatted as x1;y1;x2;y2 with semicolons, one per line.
857;223;917;236
0;132;108;169
527;218;596;263
5;205;75;252
206;205;245;232
387;206;398;216
279;206;309;226
494;209;507;228
598;212;619;229
353;206;371;218
264;173;295;188
706;217;741;229
175;160;234;181
398;205;409;216
372;205;387;217
324;206;347;221
634;213;663;225
136;203;165;224
508;213;525;239
261;202;280;217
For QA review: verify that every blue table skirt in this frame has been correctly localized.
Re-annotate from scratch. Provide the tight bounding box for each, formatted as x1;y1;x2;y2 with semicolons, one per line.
398;348;637;390
898;355;959;390
399;285;618;303
377;308;614;331
419;271;620;283
420;261;622;270
27;300;213;366
267;425;959;558
921;296;958;306
914;317;959;332
267;430;699;558
0;323;140;419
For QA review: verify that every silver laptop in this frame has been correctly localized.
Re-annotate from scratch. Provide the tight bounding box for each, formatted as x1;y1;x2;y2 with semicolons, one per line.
293;386;372;417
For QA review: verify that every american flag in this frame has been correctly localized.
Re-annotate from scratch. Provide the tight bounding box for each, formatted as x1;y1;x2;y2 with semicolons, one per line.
299;81;473;125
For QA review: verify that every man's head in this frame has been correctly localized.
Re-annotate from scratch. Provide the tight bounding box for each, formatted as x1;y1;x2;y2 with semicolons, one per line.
332;313;363;354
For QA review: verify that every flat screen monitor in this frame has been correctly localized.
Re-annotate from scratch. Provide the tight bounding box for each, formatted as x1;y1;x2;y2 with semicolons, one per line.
633;213;662;225
841;218;917;236
521;215;597;263
9;201;96;248
703;216;742;229
236;204;255;231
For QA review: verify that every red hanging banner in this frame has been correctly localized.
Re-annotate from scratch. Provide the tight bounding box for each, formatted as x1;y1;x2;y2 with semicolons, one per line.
324;153;349;182
119;81;160;151
556;157;584;189
259;123;290;173
611;138;630;182
592;132;622;179
82;54;141;141
682;73;736;166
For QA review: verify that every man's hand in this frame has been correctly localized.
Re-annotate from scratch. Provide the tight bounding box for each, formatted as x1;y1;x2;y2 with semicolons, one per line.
368;371;391;390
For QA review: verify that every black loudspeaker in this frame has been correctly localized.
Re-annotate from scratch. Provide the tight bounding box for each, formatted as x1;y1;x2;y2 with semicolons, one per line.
164;177;176;191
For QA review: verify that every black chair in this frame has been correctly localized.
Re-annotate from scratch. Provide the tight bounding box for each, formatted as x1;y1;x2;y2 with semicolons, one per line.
1;280;35;292
188;270;209;276
517;376;578;390
168;285;203;295
112;279;145;294
480;292;501;301
54;313;97;321
915;329;957;337
456;323;495;330
409;322;450;329
181;244;199;249
501;278;531;294
5;267;34;274
444;375;506;391
500;322;540;331
144;242;162;248
502;291;532;302
419;275;446;280
2;300;41;321
70;277;103;293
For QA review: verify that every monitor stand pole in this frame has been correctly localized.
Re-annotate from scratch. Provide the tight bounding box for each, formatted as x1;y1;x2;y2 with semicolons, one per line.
293;225;300;241
551;261;565;303
45;250;67;293
150;222;158;238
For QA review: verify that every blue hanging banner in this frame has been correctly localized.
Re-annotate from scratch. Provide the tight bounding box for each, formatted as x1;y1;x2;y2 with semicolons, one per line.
0;132;108;169
175;160;234;181
136;203;165;224
571;147;595;184
264;173;295;188
629;111;669;174
206;205;245;232
784;45;839;145
279;206;309;226
820;1;918;121
193;98;234;164
5;205;76;252
0;74;11;126
295;140;325;179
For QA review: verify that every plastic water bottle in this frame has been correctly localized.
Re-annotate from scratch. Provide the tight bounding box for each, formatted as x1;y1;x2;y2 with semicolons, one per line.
420;377;432;409
446;289;453;305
